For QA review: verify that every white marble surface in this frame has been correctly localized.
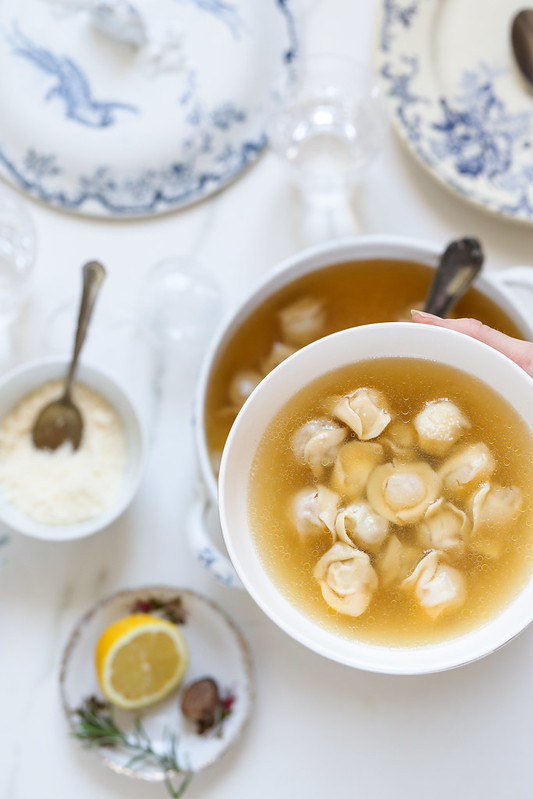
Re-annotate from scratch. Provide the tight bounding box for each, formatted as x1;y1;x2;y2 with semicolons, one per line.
3;2;533;798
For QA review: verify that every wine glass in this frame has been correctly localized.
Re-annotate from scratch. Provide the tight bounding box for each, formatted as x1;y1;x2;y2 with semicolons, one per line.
267;54;388;243
138;256;224;361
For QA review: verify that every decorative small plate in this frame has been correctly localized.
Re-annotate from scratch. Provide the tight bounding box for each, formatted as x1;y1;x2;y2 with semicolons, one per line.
0;0;297;217
60;586;253;791
375;0;533;224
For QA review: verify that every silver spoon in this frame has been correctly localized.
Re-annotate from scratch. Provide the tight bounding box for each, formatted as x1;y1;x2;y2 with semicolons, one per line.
32;261;106;451
511;9;533;86
423;237;484;317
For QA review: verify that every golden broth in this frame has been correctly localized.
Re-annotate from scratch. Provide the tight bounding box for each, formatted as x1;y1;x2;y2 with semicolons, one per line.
205;259;525;466
248;358;533;646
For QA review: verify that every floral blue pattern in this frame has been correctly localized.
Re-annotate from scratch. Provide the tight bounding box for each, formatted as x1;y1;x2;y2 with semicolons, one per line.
177;0;243;39
380;0;422;53
9;25;138;128
377;0;533;222
430;65;531;181
0;0;297;216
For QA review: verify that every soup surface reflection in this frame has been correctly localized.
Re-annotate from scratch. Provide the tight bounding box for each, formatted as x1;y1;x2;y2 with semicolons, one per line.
248;358;533;646
205;260;525;472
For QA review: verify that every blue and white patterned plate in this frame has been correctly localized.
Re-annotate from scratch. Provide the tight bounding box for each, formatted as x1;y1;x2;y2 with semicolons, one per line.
0;0;296;217
375;0;533;224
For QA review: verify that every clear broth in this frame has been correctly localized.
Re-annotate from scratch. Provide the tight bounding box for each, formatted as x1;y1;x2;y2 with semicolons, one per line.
205;259;526;464
248;358;533;646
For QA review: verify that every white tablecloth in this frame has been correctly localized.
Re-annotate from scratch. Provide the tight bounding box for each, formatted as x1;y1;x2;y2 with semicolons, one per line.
3;3;533;798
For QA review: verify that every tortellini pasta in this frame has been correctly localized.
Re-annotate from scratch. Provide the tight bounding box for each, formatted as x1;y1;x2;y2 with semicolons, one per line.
414;400;470;456
280;378;526;628
260;342;298;376
381;422;417;460
335;500;390;551
330;440;384;498
469;483;523;558
330;388;391;440
313;542;378;617
418;499;470;556
376;534;419;587
289;485;338;542
439;443;496;495
367;461;441;525
291;417;347;478
227;369;262;409
402;551;466;618
278;296;326;346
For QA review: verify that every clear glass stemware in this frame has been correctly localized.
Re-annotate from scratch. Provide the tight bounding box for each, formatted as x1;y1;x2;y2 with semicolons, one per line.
267;54;388;243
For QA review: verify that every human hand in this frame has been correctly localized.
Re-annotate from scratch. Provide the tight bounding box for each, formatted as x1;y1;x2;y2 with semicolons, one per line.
411;310;533;379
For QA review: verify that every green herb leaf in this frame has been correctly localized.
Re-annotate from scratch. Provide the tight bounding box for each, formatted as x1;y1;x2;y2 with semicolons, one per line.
72;696;193;798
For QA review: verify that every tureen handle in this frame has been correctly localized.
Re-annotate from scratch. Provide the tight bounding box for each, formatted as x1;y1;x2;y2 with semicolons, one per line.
491;265;533;293
186;482;244;591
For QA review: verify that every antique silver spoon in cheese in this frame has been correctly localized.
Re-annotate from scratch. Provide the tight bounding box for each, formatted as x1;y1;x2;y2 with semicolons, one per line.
32;261;106;451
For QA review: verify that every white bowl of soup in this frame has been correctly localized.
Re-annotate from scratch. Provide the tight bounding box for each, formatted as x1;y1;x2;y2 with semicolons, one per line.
191;235;533;588
218;322;533;674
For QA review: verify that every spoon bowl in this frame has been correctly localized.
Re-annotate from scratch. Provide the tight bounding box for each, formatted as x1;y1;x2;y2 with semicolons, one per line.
422;237;484;317
32;261;106;451
32;398;83;451
511;9;533;87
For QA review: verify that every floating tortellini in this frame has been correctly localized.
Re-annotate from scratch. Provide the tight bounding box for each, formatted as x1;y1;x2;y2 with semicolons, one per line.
335;500;390;552
468;483;523;558
381;422;417;460
376;534;419;587
418;499;470;556
330;388;391;440
402;551;466;618
330;440;384;499
289;485;338;542
367;461;441;525
291;417;347;478
260;342;298;376
414;400;470;456
438;443;496;496
313;542;377;617
227;369;262;409
278;296;326;346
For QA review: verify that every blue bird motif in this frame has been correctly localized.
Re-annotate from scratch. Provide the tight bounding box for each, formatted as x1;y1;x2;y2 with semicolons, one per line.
176;0;243;38
9;25;138;128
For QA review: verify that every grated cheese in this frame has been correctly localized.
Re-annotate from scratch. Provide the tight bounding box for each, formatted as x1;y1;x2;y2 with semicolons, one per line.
0;379;126;525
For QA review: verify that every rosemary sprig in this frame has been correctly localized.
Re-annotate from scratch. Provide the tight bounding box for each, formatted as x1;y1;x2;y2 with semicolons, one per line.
130;595;187;625
72;696;193;799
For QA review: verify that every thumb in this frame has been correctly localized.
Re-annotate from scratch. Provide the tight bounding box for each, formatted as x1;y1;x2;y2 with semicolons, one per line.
411;310;533;378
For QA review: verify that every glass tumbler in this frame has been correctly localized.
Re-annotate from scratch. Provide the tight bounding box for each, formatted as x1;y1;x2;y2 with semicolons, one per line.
267;54;388;242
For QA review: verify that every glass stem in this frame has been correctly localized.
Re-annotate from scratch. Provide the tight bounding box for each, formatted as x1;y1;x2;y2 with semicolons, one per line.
299;188;360;245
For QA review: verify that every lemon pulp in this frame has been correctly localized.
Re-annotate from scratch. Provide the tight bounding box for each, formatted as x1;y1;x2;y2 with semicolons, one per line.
95;614;189;710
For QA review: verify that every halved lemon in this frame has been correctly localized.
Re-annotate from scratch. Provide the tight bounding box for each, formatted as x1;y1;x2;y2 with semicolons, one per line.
95;614;189;710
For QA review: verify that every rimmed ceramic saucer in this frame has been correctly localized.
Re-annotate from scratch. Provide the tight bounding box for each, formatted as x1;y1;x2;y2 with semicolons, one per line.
375;0;533;224
60;585;253;786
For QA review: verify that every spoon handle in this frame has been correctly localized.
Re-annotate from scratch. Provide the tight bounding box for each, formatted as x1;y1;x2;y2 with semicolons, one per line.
423;238;484;317
64;261;106;399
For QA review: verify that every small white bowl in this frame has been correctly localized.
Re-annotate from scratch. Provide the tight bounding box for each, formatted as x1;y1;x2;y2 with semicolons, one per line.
0;357;146;541
218;322;533;675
